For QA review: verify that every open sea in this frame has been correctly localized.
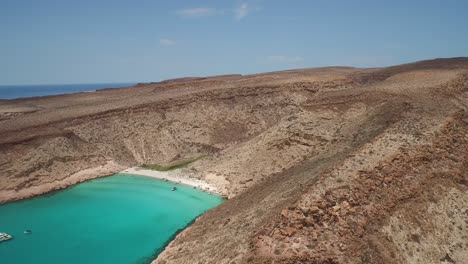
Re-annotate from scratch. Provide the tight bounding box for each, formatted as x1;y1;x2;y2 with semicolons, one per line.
0;83;136;99
0;174;223;264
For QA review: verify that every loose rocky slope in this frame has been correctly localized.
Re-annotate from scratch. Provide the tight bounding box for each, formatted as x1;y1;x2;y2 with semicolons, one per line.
0;58;467;263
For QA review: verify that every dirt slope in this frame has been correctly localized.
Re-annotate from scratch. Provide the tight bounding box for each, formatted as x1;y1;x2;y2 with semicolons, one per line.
0;58;467;263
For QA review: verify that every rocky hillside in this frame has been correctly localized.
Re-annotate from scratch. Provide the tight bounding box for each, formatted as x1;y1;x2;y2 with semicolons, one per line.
0;58;467;263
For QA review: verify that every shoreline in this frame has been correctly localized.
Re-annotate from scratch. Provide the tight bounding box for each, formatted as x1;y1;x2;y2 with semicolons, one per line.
120;167;222;196
0;164;222;205
0;161;125;205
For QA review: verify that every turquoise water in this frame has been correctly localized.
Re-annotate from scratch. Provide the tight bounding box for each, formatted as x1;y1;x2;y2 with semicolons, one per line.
0;174;223;264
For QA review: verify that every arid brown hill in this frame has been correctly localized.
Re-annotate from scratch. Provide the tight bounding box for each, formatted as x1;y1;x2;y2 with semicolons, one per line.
0;58;467;263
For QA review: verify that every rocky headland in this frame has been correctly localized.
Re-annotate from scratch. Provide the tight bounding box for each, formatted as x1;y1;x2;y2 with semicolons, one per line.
0;58;467;263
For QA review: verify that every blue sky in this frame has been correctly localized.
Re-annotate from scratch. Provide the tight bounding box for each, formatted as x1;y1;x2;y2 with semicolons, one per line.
1;0;467;85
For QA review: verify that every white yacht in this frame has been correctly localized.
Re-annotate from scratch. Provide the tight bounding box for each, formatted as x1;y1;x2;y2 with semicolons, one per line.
0;233;12;242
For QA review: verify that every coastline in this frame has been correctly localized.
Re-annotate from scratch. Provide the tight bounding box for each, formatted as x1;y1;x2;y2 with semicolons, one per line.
120;167;222;196
0;82;136;100
0;161;126;205
0;164;222;205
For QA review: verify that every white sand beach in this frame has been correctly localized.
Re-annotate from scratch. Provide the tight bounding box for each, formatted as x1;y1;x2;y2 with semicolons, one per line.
121;167;221;195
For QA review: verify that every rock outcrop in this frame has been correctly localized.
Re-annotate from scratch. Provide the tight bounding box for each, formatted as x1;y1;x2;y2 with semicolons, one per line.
0;58;467;263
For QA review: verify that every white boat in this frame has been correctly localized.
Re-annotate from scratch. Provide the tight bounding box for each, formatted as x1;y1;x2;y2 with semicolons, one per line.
0;233;12;242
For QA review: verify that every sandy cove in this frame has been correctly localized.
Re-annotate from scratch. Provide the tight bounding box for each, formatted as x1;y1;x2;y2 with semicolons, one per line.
2;58;468;264
0;161;126;205
0;164;222;205
120;167;222;195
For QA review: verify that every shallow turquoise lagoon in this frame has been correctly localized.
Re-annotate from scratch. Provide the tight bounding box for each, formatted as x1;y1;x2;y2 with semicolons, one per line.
0;174;223;264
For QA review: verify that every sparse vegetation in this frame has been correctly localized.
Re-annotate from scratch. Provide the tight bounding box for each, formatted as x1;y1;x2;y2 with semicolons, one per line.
2;58;468;264
140;155;206;171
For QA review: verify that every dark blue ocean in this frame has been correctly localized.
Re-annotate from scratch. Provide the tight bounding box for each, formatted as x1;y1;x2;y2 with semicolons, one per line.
0;83;136;99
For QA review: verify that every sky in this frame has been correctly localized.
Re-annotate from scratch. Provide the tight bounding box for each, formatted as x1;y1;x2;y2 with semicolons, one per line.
1;0;467;85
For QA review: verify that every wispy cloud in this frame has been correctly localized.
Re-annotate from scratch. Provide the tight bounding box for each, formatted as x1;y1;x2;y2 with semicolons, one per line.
159;39;176;46
267;55;304;64
176;3;254;20
176;7;221;18
234;3;250;20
